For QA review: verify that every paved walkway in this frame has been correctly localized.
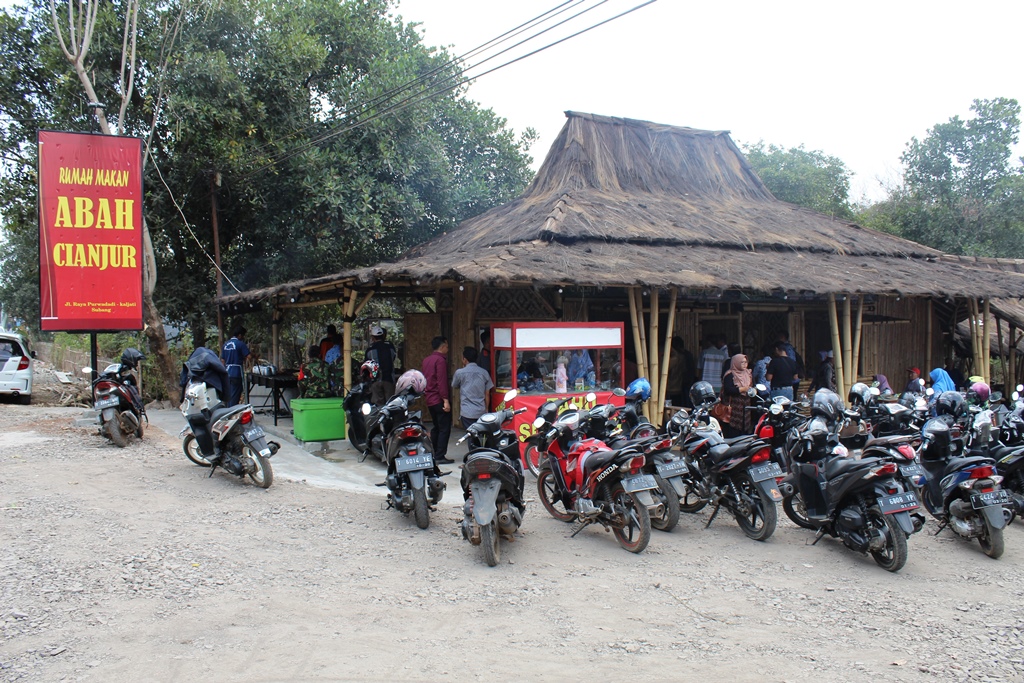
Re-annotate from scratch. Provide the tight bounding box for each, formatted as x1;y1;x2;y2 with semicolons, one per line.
144;406;468;493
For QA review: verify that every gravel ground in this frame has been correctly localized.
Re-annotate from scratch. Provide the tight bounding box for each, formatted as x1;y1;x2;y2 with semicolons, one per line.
2;404;1024;682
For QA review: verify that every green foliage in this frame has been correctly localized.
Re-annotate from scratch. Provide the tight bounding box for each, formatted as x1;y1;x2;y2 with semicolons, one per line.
742;141;854;219
861;98;1024;258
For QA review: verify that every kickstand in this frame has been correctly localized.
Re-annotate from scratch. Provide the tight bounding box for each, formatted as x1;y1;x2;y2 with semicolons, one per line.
932;519;948;536
359;450;370;463
569;518;592;538
704;503;721;529
810;528;826;546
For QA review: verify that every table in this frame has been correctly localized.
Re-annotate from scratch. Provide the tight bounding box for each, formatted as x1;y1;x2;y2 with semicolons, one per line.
247;372;298;425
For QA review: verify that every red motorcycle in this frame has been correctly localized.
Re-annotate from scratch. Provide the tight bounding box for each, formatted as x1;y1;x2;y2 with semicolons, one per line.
530;394;664;553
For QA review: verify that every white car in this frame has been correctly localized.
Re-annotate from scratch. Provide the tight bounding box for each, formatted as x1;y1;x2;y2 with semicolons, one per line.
0;332;34;404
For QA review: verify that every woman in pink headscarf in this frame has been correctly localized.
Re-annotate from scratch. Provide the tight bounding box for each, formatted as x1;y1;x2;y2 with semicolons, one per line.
722;354;754;437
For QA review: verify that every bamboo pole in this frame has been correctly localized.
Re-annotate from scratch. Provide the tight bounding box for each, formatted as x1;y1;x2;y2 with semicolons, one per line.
925;299;933;380
842;295;853;388
996;315;1006;390
627;287;645;384
634;288;649;382
1010;324;1017;390
649;289;660;422
828;293;845;401
969;299;982;379
983;299;991;385
851;297;864;387
342;288;356;393
658;289;678;424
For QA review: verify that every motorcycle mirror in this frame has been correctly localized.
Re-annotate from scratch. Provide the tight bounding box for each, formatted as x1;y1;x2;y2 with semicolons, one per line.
1017;384;1024;393
585;392;597;402
925;387;934;396
755;383;767;392
82;367;93;375
360;403;372;415
503;389;518;402
612;388;626;397
532;416;545;429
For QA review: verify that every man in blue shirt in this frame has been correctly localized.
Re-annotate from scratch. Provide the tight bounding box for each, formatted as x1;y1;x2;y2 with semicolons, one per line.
221;326;250;406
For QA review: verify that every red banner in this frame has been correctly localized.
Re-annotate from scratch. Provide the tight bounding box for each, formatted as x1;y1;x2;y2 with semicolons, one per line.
505;390;625;462
38;131;144;331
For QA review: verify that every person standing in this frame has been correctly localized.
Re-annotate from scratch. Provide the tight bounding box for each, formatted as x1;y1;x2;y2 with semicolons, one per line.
298;346;332;398
765;342;799;401
809;350;836;393
699;335;730;394
422;336;453;464
366;325;398;404
221;326;250;407
667;336;696;406
452;347;494;429
721;354;754;437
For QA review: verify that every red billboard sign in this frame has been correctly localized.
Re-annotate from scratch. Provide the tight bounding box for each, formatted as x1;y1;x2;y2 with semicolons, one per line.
38;131;144;331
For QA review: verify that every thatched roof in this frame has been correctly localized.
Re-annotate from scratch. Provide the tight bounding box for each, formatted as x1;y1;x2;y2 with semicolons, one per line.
219;111;1024;307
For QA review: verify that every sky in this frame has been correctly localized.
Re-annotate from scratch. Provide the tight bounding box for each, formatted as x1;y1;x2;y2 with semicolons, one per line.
395;0;1024;203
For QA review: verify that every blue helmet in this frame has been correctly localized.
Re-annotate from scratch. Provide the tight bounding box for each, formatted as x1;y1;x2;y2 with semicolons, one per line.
625;378;652;402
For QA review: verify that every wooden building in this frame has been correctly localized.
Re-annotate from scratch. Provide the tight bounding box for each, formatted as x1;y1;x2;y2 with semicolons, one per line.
218;112;1024;424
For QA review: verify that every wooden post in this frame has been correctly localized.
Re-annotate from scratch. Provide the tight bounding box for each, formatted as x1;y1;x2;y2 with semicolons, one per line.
648;289;660;421
658;289;678;425
983;299;992;385
1010;324;1018;390
634;288;649;382
842;295;853;388
828;293;845;401
272;311;280;369
996;315;1006;390
628;287;645;384
851;297;864;386
342;289;356;393
925;299;933;380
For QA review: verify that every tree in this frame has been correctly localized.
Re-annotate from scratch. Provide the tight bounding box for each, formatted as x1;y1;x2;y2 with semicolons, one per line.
742;141;854;219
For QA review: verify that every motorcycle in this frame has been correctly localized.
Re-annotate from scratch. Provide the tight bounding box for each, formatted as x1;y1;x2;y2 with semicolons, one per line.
87;348;147;448
670;403;783;542
457;390;527;566
342;376;374;452
180;379;279;488
779;412;921;572
913;416;1009;558
363;384;446;529
531;393;661;553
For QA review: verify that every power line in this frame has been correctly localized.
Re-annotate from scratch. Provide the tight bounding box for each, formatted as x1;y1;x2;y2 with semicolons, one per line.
240;0;657;180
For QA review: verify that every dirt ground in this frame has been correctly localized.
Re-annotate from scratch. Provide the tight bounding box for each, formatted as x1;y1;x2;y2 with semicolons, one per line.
2;404;1024;682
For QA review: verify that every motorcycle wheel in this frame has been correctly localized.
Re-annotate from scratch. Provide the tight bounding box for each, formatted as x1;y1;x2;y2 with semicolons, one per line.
181;434;213;467
525;444;543;477
678;480;708;514
135;420;144;440
609;482;651;553
243;446;273;489
650;475;680;532
413;487;430;529
979;519;1005;559
732;477;777;542
107;420;127;448
537;467;574;522
782;493;816;530
867;506;909;572
481;519;501;567
347;417;367;453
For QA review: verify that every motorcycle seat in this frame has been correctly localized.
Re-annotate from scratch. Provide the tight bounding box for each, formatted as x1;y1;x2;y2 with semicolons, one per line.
582;448;621;474
863;433;914;447
939;455;995;478
825;456;882;480
988;443;1024;460
210;404;246;423
708;441;755;464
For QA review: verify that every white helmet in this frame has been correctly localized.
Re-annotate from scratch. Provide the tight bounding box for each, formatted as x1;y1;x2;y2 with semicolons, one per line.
396;369;426;395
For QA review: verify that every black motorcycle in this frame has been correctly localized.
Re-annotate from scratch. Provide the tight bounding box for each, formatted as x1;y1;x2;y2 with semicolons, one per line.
363;389;445;529
457;390;527;566
89;348;146;448
342;377;374;452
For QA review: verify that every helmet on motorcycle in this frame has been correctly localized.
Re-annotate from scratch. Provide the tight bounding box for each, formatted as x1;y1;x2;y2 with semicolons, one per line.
934;390;965;419
920;417;951;460
689;381;717;409
395;369;426;396
811;389;844;421
360;359;380;381
120;348;145;370
370;325;385;338
847;382;872;407
800;415;830;459
966;381;991;405
625;378;652;402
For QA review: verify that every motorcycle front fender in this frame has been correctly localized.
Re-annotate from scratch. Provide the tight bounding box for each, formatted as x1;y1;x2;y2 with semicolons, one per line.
892;510;915;535
470;479;502;526
407;470;426;491
756;477;784;502
980;502;1008;530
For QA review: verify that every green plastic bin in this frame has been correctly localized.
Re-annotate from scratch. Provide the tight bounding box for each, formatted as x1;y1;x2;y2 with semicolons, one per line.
291;397;346;442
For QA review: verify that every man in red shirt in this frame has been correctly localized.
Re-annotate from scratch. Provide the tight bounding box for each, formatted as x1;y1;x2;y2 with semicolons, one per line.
422;336;453;464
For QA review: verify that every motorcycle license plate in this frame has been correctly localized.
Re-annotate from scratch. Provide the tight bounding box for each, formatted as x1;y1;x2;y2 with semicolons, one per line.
621;473;658;493
899;463;925;478
971;489;1010;509
656;460;689;479
95;397;119;409
396;453;434;473
243;426;265;441
877;491;920;514
748;462;783;483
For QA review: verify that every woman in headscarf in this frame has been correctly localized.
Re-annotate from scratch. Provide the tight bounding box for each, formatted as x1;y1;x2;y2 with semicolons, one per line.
722;354;754;437
873;374;893;396
930;368;957;394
